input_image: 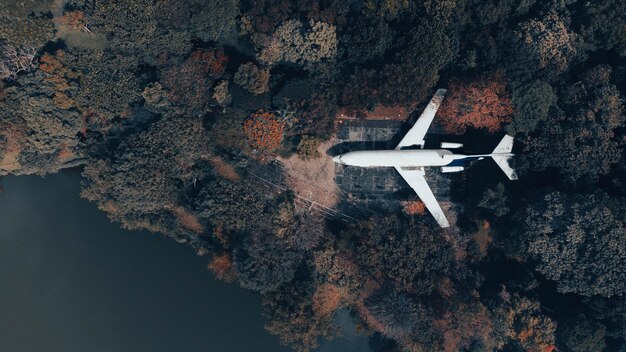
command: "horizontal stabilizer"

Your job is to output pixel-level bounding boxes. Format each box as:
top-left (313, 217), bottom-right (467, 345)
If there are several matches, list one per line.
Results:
top-left (492, 156), bottom-right (518, 180)
top-left (491, 135), bottom-right (517, 180)
top-left (492, 134), bottom-right (514, 154)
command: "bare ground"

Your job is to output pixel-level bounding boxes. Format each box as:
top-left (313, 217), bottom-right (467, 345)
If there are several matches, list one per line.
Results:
top-left (277, 138), bottom-right (340, 209)
top-left (0, 132), bottom-right (22, 173)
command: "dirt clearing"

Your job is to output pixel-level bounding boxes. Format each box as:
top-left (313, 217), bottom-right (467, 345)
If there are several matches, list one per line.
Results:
top-left (277, 138), bottom-right (340, 209)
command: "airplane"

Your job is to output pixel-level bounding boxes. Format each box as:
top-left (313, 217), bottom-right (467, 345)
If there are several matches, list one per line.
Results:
top-left (332, 89), bottom-right (517, 228)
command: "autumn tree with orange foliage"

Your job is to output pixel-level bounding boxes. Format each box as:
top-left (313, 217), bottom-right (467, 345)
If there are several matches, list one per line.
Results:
top-left (311, 283), bottom-right (346, 317)
top-left (57, 11), bottom-right (90, 32)
top-left (491, 287), bottom-right (557, 351)
top-left (39, 50), bottom-right (80, 110)
top-left (189, 48), bottom-right (228, 77)
top-left (208, 254), bottom-right (237, 283)
top-left (439, 73), bottom-right (513, 134)
top-left (403, 200), bottom-right (426, 215)
top-left (243, 111), bottom-right (285, 152)
top-left (161, 47), bottom-right (228, 113)
top-left (435, 299), bottom-right (497, 352)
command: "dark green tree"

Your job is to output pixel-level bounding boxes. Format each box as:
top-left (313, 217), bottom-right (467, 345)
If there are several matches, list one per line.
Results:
top-left (522, 65), bottom-right (625, 181)
top-left (81, 117), bottom-right (219, 241)
top-left (365, 286), bottom-right (435, 341)
top-left (523, 191), bottom-right (626, 297)
top-left (558, 315), bottom-right (607, 352)
top-left (574, 0), bottom-right (626, 53)
top-left (478, 183), bottom-right (510, 217)
top-left (355, 215), bottom-right (455, 295)
top-left (340, 16), bottom-right (394, 64)
top-left (262, 279), bottom-right (336, 352)
top-left (234, 232), bottom-right (304, 293)
top-left (504, 10), bottom-right (583, 83)
top-left (507, 80), bottom-right (554, 135)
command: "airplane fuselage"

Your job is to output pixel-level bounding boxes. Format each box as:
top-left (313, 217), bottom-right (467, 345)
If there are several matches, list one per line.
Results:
top-left (332, 149), bottom-right (507, 168)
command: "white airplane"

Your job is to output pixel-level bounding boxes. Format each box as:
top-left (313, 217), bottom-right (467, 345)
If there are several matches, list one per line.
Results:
top-left (332, 89), bottom-right (517, 228)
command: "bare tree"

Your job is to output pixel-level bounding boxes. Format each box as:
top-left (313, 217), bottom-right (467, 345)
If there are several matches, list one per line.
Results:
top-left (0, 44), bottom-right (39, 80)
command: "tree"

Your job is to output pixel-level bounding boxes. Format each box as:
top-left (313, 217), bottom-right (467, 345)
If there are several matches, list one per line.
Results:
top-left (288, 91), bottom-right (338, 139)
top-left (340, 16), bottom-right (394, 64)
top-left (363, 285), bottom-right (441, 351)
top-left (0, 44), bottom-right (38, 80)
top-left (161, 48), bottom-right (227, 113)
top-left (403, 201), bottom-right (426, 216)
top-left (435, 298), bottom-right (498, 352)
top-left (296, 136), bottom-right (321, 160)
top-left (81, 117), bottom-right (213, 240)
top-left (234, 232), bottom-right (304, 294)
top-left (0, 0), bottom-right (55, 47)
top-left (212, 80), bottom-right (231, 107)
top-left (243, 111), bottom-right (285, 152)
top-left (574, 0), bottom-right (626, 53)
top-left (355, 215), bottom-right (455, 295)
top-left (523, 191), bottom-right (626, 297)
top-left (312, 248), bottom-right (366, 301)
top-left (186, 0), bottom-right (239, 43)
top-left (438, 72), bottom-right (513, 134)
top-left (191, 173), bottom-right (277, 233)
top-left (262, 280), bottom-right (336, 351)
top-left (141, 82), bottom-right (170, 113)
top-left (63, 47), bottom-right (142, 119)
top-left (522, 65), bottom-right (625, 181)
top-left (0, 49), bottom-right (83, 176)
top-left (471, 0), bottom-right (525, 26)
top-left (508, 11), bottom-right (583, 81)
top-left (365, 286), bottom-right (429, 339)
top-left (363, 0), bottom-right (413, 20)
top-left (84, 0), bottom-right (191, 64)
top-left (284, 211), bottom-right (327, 251)
top-left (311, 283), bottom-right (346, 318)
top-left (234, 62), bottom-right (270, 95)
top-left (489, 288), bottom-right (557, 351)
top-left (507, 80), bottom-right (554, 135)
top-left (38, 51), bottom-right (80, 110)
top-left (478, 183), bottom-right (509, 217)
top-left (56, 10), bottom-right (90, 32)
top-left (558, 315), bottom-right (607, 352)
top-left (341, 20), bottom-right (455, 109)
top-left (208, 253), bottom-right (237, 283)
top-left (376, 20), bottom-right (455, 107)
top-left (257, 19), bottom-right (337, 70)
top-left (584, 296), bottom-right (626, 348)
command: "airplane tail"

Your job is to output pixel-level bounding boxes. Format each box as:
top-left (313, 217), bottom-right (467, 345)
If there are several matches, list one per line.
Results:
top-left (490, 135), bottom-right (518, 180)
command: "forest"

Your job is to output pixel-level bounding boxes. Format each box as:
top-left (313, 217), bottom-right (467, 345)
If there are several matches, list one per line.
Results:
top-left (0, 0), bottom-right (625, 351)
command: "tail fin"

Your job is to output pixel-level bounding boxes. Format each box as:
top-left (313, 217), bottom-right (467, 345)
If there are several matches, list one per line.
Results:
top-left (492, 135), bottom-right (514, 154)
top-left (491, 135), bottom-right (518, 180)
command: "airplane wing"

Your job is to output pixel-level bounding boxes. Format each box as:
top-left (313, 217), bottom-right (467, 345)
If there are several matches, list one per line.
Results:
top-left (395, 89), bottom-right (447, 150)
top-left (395, 167), bottom-right (450, 228)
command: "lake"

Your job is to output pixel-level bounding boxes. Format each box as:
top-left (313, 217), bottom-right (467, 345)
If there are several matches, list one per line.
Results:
top-left (0, 169), bottom-right (372, 352)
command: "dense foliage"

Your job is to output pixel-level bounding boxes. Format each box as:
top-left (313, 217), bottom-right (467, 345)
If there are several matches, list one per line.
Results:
top-left (1, 0), bottom-right (625, 351)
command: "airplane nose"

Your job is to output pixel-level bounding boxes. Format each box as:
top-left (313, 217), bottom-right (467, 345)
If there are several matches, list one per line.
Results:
top-left (332, 155), bottom-right (342, 164)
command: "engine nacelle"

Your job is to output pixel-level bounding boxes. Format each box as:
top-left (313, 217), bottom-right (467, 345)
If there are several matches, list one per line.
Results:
top-left (441, 166), bottom-right (464, 173)
top-left (441, 142), bottom-right (463, 149)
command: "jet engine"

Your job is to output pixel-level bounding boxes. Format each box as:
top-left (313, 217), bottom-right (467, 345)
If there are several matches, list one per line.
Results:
top-left (441, 142), bottom-right (463, 149)
top-left (441, 166), bottom-right (464, 173)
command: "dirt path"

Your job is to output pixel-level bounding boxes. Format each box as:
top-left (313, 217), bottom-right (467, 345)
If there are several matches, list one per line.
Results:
top-left (277, 138), bottom-right (340, 209)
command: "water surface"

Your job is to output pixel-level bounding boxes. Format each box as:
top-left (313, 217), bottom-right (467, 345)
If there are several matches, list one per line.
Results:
top-left (0, 170), bottom-right (290, 352)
